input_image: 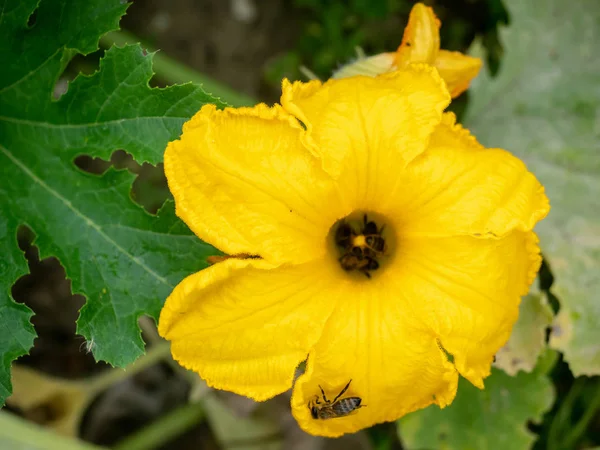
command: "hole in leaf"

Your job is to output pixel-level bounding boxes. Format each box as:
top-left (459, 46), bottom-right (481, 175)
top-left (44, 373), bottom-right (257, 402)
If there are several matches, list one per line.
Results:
top-left (74, 150), bottom-right (170, 214)
top-left (132, 161), bottom-right (170, 215)
top-left (74, 154), bottom-right (113, 175)
top-left (52, 48), bottom-right (105, 100)
top-left (26, 8), bottom-right (38, 28)
top-left (12, 225), bottom-right (110, 379)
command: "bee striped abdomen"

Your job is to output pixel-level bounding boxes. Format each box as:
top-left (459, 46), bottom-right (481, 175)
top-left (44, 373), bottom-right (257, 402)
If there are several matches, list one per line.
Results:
top-left (333, 397), bottom-right (362, 416)
top-left (312, 396), bottom-right (363, 420)
top-left (309, 380), bottom-right (364, 420)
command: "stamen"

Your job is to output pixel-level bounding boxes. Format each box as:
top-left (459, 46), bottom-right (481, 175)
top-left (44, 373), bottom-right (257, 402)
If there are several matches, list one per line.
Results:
top-left (352, 235), bottom-right (367, 247)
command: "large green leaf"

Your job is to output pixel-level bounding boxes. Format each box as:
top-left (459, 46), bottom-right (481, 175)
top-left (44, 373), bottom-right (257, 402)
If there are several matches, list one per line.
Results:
top-left (0, 0), bottom-right (222, 405)
top-left (398, 365), bottom-right (555, 450)
top-left (464, 0), bottom-right (600, 374)
top-left (494, 292), bottom-right (553, 376)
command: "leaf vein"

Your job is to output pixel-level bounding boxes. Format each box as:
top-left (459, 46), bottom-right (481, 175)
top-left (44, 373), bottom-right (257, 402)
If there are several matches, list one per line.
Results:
top-left (0, 144), bottom-right (172, 289)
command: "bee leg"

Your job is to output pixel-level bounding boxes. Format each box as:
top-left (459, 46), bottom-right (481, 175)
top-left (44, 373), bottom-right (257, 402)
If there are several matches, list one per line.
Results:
top-left (332, 379), bottom-right (353, 403)
top-left (363, 270), bottom-right (371, 279)
top-left (319, 385), bottom-right (329, 403)
top-left (366, 258), bottom-right (379, 271)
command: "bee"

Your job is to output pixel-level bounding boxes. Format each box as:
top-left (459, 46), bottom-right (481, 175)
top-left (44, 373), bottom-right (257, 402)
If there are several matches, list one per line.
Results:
top-left (362, 217), bottom-right (386, 254)
top-left (335, 215), bottom-right (386, 278)
top-left (309, 379), bottom-right (363, 420)
top-left (338, 253), bottom-right (379, 273)
top-left (335, 222), bottom-right (354, 250)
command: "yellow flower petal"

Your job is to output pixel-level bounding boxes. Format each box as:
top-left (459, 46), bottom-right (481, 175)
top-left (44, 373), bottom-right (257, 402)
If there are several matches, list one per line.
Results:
top-left (429, 112), bottom-right (484, 151)
top-left (392, 231), bottom-right (542, 388)
top-left (392, 4), bottom-right (481, 99)
top-left (161, 68), bottom-right (550, 437)
top-left (434, 50), bottom-right (483, 98)
top-left (281, 65), bottom-right (450, 209)
top-left (332, 52), bottom-right (396, 79)
top-left (330, 4), bottom-right (481, 99)
top-left (291, 278), bottom-right (458, 437)
top-left (164, 103), bottom-right (344, 265)
top-left (158, 257), bottom-right (340, 401)
top-left (291, 229), bottom-right (539, 437)
top-left (380, 144), bottom-right (550, 238)
top-left (394, 3), bottom-right (440, 67)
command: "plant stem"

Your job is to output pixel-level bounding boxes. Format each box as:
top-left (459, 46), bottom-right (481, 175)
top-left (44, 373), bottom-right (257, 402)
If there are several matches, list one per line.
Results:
top-left (0, 411), bottom-right (106, 450)
top-left (99, 30), bottom-right (256, 107)
top-left (113, 401), bottom-right (205, 450)
top-left (86, 341), bottom-right (172, 394)
top-left (547, 378), bottom-right (585, 450)
top-left (561, 381), bottom-right (600, 450)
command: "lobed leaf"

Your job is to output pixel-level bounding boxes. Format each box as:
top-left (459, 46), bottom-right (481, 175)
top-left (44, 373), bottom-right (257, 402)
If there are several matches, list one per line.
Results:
top-left (494, 292), bottom-right (553, 376)
top-left (464, 0), bottom-right (600, 374)
top-left (397, 366), bottom-right (555, 450)
top-left (0, 0), bottom-right (224, 405)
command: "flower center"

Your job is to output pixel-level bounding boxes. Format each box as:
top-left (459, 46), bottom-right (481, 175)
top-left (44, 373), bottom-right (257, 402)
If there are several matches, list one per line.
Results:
top-left (329, 212), bottom-right (394, 279)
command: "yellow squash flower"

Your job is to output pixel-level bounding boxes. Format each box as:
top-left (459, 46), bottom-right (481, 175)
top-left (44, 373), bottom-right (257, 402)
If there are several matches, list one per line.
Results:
top-left (158, 65), bottom-right (549, 437)
top-left (333, 3), bottom-right (482, 98)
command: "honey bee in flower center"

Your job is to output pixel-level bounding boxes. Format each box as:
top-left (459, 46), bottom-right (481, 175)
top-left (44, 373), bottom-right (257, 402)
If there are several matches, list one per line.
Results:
top-left (335, 214), bottom-right (387, 278)
top-left (309, 380), bottom-right (364, 420)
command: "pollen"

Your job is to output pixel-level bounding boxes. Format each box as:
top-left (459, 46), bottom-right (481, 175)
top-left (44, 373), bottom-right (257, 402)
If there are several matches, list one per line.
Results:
top-left (352, 235), bottom-right (367, 247)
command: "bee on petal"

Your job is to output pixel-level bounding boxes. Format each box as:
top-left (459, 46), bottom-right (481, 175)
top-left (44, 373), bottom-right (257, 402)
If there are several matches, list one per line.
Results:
top-left (309, 380), bottom-right (364, 420)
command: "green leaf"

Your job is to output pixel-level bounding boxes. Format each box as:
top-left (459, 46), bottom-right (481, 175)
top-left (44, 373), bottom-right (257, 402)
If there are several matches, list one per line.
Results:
top-left (0, 0), bottom-right (223, 405)
top-left (494, 292), bottom-right (553, 376)
top-left (397, 368), bottom-right (555, 450)
top-left (464, 0), bottom-right (600, 374)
